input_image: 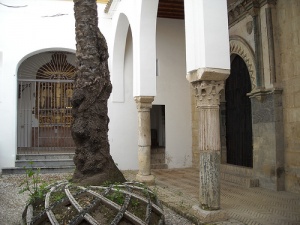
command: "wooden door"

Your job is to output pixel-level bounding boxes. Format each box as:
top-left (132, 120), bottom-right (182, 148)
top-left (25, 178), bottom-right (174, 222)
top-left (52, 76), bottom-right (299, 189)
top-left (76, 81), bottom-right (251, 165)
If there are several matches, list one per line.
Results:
top-left (225, 55), bottom-right (253, 167)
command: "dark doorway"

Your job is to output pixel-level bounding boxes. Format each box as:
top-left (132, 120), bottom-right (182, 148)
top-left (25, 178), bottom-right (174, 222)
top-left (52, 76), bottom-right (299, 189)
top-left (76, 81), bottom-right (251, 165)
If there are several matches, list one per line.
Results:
top-left (150, 105), bottom-right (165, 147)
top-left (225, 55), bottom-right (253, 167)
top-left (150, 105), bottom-right (167, 169)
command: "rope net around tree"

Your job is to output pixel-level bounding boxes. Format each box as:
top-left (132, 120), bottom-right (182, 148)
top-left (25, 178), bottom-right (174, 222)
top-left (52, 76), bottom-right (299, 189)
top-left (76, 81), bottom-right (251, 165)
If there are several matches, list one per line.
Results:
top-left (23, 181), bottom-right (165, 225)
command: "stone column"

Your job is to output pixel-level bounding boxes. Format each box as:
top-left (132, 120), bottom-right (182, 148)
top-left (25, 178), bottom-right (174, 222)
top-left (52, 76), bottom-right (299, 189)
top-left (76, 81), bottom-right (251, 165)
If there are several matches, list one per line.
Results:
top-left (187, 70), bottom-right (229, 222)
top-left (134, 96), bottom-right (155, 185)
top-left (193, 80), bottom-right (224, 210)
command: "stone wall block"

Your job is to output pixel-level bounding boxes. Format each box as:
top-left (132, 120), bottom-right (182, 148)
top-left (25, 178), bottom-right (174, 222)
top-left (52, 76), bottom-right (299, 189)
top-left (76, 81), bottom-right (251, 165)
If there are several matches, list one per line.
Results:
top-left (250, 90), bottom-right (284, 190)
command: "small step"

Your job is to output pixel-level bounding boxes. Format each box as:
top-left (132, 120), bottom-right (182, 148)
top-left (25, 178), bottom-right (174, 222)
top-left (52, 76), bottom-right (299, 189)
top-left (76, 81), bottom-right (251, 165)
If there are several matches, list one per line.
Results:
top-left (151, 147), bottom-right (166, 168)
top-left (220, 164), bottom-right (259, 188)
top-left (1, 153), bottom-right (75, 175)
top-left (220, 172), bottom-right (259, 187)
top-left (17, 153), bottom-right (74, 160)
top-left (1, 166), bottom-right (75, 175)
top-left (16, 159), bottom-right (75, 168)
top-left (2, 152), bottom-right (166, 175)
top-left (151, 164), bottom-right (168, 169)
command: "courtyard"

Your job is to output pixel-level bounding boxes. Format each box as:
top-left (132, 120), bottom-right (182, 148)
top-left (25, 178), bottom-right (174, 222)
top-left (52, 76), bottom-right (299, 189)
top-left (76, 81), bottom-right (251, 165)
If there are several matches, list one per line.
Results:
top-left (149, 168), bottom-right (300, 225)
top-left (1, 168), bottom-right (299, 225)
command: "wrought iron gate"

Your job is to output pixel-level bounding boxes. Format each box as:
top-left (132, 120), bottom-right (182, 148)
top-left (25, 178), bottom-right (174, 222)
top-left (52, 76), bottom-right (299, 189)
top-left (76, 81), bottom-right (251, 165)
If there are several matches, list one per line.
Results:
top-left (17, 52), bottom-right (76, 154)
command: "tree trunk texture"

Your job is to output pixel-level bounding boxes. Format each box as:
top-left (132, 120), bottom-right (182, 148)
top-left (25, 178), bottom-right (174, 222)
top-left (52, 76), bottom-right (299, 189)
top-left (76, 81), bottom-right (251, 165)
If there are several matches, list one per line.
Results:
top-left (71, 0), bottom-right (125, 185)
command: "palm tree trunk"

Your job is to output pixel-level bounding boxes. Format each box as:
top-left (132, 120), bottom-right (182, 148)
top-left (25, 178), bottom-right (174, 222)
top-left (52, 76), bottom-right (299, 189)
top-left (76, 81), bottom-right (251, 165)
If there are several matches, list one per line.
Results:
top-left (71, 0), bottom-right (125, 185)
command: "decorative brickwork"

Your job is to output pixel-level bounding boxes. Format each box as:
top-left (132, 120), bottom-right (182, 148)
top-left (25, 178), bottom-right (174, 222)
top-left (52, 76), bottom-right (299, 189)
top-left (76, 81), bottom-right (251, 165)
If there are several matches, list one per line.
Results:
top-left (230, 37), bottom-right (256, 90)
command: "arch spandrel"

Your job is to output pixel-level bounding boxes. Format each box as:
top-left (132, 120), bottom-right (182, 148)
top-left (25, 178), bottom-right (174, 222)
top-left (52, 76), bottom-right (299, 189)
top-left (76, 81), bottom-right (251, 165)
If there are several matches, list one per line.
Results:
top-left (229, 36), bottom-right (257, 91)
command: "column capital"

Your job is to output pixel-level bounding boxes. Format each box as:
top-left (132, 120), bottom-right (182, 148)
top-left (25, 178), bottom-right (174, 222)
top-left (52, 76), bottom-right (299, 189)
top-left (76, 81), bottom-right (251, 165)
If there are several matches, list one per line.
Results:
top-left (247, 0), bottom-right (261, 17)
top-left (248, 7), bottom-right (260, 17)
top-left (193, 81), bottom-right (224, 107)
top-left (134, 96), bottom-right (154, 111)
top-left (186, 68), bottom-right (230, 83)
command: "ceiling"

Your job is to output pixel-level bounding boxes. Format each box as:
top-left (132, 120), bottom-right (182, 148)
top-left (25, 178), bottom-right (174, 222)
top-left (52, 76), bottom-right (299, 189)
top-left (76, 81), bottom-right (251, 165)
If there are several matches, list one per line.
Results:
top-left (157, 0), bottom-right (184, 20)
top-left (157, 0), bottom-right (234, 20)
top-left (105, 0), bottom-right (232, 20)
top-left (97, 0), bottom-right (109, 3)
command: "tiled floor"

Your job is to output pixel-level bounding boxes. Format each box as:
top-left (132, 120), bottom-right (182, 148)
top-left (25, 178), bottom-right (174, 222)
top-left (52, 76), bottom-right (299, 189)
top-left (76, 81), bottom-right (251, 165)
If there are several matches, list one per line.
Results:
top-left (124, 168), bottom-right (300, 225)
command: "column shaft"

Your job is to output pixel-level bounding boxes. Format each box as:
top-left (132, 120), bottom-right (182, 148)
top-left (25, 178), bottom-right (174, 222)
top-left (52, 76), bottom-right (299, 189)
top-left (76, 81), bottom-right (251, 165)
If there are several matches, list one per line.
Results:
top-left (137, 108), bottom-right (151, 175)
top-left (193, 80), bottom-right (224, 210)
top-left (199, 106), bottom-right (221, 209)
top-left (135, 96), bottom-right (155, 184)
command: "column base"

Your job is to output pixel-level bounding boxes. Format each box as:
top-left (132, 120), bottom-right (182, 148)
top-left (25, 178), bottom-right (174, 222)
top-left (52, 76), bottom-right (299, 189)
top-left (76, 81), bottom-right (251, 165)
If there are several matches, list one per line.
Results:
top-left (192, 205), bottom-right (229, 223)
top-left (136, 174), bottom-right (155, 185)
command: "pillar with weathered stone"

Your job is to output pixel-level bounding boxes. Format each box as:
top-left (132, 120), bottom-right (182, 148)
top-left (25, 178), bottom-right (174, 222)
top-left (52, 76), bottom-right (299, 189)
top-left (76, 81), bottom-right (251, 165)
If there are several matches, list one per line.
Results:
top-left (134, 96), bottom-right (155, 185)
top-left (193, 80), bottom-right (224, 210)
top-left (187, 70), bottom-right (229, 222)
top-left (184, 0), bottom-right (230, 221)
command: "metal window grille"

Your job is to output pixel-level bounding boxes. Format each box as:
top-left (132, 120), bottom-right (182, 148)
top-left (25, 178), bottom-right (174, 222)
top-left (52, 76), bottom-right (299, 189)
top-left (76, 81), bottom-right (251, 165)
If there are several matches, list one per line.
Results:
top-left (17, 52), bottom-right (76, 154)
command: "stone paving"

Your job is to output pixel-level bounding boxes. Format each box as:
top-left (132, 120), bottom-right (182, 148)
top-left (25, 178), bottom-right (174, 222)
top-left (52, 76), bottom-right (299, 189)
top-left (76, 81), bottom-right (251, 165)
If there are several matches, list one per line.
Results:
top-left (155, 168), bottom-right (300, 225)
top-left (124, 168), bottom-right (300, 225)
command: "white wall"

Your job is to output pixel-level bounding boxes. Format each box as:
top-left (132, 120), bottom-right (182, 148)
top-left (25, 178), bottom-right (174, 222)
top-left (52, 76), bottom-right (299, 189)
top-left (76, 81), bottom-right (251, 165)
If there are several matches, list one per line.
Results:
top-left (0, 0), bottom-right (111, 170)
top-left (0, 0), bottom-right (192, 171)
top-left (108, 29), bottom-right (139, 169)
top-left (184, 0), bottom-right (230, 73)
top-left (109, 0), bottom-right (158, 98)
top-left (155, 18), bottom-right (192, 168)
top-left (229, 15), bottom-right (255, 51)
top-left (109, 18), bottom-right (193, 170)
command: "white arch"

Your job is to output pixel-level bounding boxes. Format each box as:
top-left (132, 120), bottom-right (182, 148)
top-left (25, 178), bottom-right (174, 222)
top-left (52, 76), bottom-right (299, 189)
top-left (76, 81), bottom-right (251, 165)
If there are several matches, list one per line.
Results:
top-left (16, 47), bottom-right (76, 70)
top-left (230, 36), bottom-right (257, 90)
top-left (111, 13), bottom-right (130, 102)
top-left (110, 0), bottom-right (159, 101)
top-left (136, 0), bottom-right (158, 97)
top-left (17, 49), bottom-right (76, 82)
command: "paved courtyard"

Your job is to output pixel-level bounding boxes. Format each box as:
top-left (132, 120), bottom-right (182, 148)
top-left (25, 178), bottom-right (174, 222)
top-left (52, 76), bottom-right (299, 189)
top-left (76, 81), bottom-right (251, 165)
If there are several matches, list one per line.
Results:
top-left (1, 168), bottom-right (300, 224)
top-left (125, 168), bottom-right (300, 225)
top-left (155, 168), bottom-right (300, 225)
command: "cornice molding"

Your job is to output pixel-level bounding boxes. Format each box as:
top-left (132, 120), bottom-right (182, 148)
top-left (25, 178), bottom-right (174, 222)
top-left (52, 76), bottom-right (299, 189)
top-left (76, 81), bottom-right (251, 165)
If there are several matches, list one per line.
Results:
top-left (186, 68), bottom-right (230, 83)
top-left (228, 0), bottom-right (277, 27)
top-left (134, 96), bottom-right (154, 112)
top-left (228, 0), bottom-right (255, 26)
top-left (247, 87), bottom-right (282, 102)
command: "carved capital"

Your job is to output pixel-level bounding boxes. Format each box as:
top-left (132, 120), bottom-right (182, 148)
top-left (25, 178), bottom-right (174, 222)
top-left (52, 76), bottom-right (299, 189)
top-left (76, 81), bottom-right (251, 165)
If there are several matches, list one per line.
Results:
top-left (134, 96), bottom-right (154, 112)
top-left (260, 0), bottom-right (277, 6)
top-left (227, 0), bottom-right (262, 26)
top-left (193, 81), bottom-right (224, 107)
top-left (248, 7), bottom-right (260, 17)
